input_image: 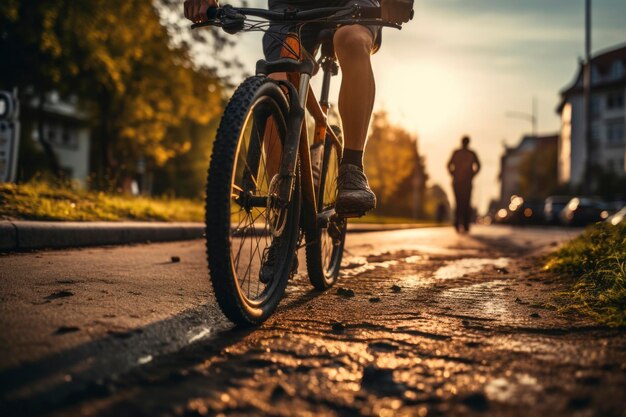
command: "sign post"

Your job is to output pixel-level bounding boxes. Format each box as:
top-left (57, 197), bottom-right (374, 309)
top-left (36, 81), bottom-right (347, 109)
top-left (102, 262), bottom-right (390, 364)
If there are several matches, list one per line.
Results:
top-left (0, 88), bottom-right (20, 183)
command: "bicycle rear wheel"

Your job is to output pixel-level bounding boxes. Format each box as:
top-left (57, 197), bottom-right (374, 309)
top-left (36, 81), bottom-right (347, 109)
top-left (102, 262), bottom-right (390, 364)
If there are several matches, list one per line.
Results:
top-left (306, 129), bottom-right (347, 290)
top-left (205, 76), bottom-right (301, 325)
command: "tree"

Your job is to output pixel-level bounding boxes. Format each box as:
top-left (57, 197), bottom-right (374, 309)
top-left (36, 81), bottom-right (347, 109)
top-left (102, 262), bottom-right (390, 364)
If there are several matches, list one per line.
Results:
top-left (1, 0), bottom-right (226, 190)
top-left (518, 139), bottom-right (558, 200)
top-left (364, 110), bottom-right (428, 218)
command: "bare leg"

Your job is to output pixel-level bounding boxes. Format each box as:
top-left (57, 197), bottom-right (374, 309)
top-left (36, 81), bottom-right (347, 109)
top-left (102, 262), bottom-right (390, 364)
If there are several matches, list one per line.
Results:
top-left (333, 25), bottom-right (378, 216)
top-left (334, 25), bottom-right (375, 152)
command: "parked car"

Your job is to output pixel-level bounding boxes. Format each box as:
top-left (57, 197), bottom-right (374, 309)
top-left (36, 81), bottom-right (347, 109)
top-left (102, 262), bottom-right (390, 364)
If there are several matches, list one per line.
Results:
top-left (543, 195), bottom-right (571, 225)
top-left (509, 199), bottom-right (545, 225)
top-left (493, 207), bottom-right (510, 224)
top-left (559, 197), bottom-right (608, 226)
top-left (607, 206), bottom-right (626, 225)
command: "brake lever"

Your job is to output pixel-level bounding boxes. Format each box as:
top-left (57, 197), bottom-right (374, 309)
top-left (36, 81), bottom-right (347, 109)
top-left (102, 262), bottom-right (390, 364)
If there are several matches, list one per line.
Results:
top-left (191, 20), bottom-right (220, 30)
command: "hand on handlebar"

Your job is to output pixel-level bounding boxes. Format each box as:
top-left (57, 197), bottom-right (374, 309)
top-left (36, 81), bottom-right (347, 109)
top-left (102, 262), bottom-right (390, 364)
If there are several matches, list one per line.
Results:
top-left (184, 0), bottom-right (218, 23)
top-left (381, 0), bottom-right (414, 24)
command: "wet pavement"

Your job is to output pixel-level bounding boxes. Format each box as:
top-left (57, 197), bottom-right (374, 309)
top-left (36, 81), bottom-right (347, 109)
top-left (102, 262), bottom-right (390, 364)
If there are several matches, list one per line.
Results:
top-left (1, 226), bottom-right (625, 416)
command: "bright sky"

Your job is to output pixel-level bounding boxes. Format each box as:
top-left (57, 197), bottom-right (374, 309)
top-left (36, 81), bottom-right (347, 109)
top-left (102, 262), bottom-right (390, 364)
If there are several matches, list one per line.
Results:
top-left (215, 0), bottom-right (626, 212)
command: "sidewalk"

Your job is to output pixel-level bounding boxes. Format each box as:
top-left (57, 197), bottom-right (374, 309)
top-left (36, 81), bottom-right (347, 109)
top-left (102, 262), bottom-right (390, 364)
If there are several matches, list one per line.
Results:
top-left (0, 220), bottom-right (436, 251)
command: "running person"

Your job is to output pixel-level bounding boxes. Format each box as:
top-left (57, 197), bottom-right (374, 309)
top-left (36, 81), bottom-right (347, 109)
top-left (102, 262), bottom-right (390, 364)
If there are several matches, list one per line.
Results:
top-left (184, 0), bottom-right (412, 216)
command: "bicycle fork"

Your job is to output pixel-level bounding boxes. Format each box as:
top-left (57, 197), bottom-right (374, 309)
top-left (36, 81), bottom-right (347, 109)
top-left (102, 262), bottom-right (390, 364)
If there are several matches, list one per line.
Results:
top-left (276, 62), bottom-right (341, 234)
top-left (276, 74), bottom-right (311, 208)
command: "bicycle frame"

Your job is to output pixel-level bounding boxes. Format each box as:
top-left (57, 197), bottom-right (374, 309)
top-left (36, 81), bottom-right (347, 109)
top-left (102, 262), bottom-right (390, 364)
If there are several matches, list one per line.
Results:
top-left (262, 34), bottom-right (344, 234)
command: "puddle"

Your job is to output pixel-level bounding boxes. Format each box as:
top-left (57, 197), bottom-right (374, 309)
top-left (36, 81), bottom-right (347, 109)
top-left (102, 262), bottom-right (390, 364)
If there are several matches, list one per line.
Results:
top-left (489, 335), bottom-right (567, 361)
top-left (401, 274), bottom-right (435, 289)
top-left (440, 280), bottom-right (510, 316)
top-left (402, 255), bottom-right (426, 263)
top-left (137, 355), bottom-right (153, 365)
top-left (340, 256), bottom-right (399, 278)
top-left (485, 373), bottom-right (542, 404)
top-left (434, 258), bottom-right (510, 280)
top-left (188, 327), bottom-right (213, 344)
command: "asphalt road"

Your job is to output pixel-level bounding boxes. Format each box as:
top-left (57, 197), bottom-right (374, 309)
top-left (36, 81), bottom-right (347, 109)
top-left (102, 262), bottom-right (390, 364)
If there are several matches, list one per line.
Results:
top-left (1, 225), bottom-right (625, 416)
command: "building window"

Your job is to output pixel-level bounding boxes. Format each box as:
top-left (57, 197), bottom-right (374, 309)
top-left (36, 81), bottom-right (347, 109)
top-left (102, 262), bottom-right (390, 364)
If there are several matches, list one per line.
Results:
top-left (607, 91), bottom-right (625, 110)
top-left (606, 120), bottom-right (625, 146)
top-left (591, 66), bottom-right (601, 84)
top-left (47, 128), bottom-right (57, 142)
top-left (45, 124), bottom-right (79, 149)
top-left (591, 124), bottom-right (602, 142)
top-left (610, 61), bottom-right (625, 80)
top-left (591, 95), bottom-right (602, 116)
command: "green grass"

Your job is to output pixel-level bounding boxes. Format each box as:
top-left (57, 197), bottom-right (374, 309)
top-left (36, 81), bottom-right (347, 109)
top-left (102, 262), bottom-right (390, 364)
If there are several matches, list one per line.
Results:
top-left (0, 181), bottom-right (443, 226)
top-left (0, 182), bottom-right (204, 222)
top-left (545, 222), bottom-right (626, 327)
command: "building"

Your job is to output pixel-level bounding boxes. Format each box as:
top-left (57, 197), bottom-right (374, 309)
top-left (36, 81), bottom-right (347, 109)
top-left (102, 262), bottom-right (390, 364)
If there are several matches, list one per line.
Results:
top-left (557, 43), bottom-right (626, 187)
top-left (21, 91), bottom-right (91, 187)
top-left (499, 134), bottom-right (558, 205)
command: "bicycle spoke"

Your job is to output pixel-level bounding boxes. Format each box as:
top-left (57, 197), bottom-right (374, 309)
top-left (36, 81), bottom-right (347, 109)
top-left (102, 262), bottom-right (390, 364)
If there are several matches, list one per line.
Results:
top-left (233, 213), bottom-right (252, 271)
top-left (244, 217), bottom-right (267, 298)
top-left (233, 206), bottom-right (271, 279)
top-left (246, 227), bottom-right (253, 296)
top-left (247, 220), bottom-right (267, 298)
top-left (237, 131), bottom-right (260, 190)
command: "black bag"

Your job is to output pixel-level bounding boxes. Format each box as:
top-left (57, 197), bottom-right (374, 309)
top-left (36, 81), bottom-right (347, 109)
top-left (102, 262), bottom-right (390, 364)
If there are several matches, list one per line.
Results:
top-left (381, 0), bottom-right (414, 24)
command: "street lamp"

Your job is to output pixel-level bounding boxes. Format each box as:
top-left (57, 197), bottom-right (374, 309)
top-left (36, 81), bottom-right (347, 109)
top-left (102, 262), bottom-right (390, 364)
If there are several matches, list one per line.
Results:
top-left (505, 97), bottom-right (538, 138)
top-left (583, 0), bottom-right (593, 195)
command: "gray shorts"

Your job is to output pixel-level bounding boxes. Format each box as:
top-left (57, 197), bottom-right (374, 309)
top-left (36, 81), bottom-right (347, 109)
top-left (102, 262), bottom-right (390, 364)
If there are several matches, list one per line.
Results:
top-left (262, 0), bottom-right (381, 60)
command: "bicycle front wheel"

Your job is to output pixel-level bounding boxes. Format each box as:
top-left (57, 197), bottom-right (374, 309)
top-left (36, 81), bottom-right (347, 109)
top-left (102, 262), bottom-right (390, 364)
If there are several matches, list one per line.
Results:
top-left (205, 76), bottom-right (301, 325)
top-left (306, 130), bottom-right (347, 290)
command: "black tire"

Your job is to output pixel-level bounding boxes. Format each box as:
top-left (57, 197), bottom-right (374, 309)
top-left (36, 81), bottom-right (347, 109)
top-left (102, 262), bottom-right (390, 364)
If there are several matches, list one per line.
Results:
top-left (305, 130), bottom-right (347, 290)
top-left (205, 76), bottom-right (301, 326)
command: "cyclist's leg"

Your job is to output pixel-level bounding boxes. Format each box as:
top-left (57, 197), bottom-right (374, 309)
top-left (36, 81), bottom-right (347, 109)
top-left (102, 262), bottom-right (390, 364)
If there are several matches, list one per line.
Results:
top-left (333, 20), bottom-right (379, 216)
top-left (334, 24), bottom-right (376, 162)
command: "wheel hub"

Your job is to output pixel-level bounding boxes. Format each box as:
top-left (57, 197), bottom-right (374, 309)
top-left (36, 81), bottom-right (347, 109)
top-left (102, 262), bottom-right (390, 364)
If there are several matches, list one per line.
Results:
top-left (267, 175), bottom-right (289, 237)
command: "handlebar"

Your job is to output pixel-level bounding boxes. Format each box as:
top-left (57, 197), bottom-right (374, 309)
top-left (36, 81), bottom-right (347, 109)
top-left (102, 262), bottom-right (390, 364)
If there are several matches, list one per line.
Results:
top-left (191, 4), bottom-right (407, 32)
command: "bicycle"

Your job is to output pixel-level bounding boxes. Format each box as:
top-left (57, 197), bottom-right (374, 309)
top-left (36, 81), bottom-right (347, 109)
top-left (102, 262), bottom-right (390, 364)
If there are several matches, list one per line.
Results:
top-left (193, 3), bottom-right (412, 325)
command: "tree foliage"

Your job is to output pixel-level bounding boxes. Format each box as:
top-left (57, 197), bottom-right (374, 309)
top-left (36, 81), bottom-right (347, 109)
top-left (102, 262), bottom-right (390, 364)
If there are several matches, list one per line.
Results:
top-left (0, 0), bottom-right (226, 190)
top-left (518, 141), bottom-right (558, 200)
top-left (364, 110), bottom-right (428, 218)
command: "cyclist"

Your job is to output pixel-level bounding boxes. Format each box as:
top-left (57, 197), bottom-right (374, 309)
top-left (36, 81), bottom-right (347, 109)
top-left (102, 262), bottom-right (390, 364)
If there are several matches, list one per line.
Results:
top-left (184, 0), bottom-right (412, 217)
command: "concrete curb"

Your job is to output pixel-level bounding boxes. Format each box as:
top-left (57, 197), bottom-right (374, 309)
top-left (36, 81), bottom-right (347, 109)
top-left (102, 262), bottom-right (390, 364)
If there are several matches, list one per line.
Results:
top-left (347, 223), bottom-right (437, 233)
top-left (0, 221), bottom-right (205, 251)
top-left (0, 220), bottom-right (434, 252)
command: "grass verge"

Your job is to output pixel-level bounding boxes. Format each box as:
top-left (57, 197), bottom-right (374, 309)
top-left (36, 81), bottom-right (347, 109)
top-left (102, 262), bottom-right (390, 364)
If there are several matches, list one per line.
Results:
top-left (545, 222), bottom-right (626, 327)
top-left (1, 181), bottom-right (444, 226)
top-left (0, 182), bottom-right (204, 222)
